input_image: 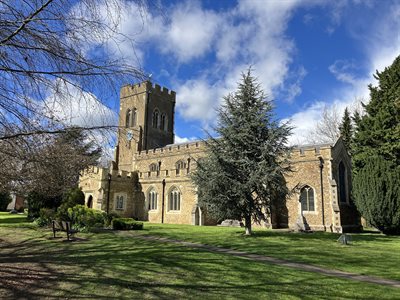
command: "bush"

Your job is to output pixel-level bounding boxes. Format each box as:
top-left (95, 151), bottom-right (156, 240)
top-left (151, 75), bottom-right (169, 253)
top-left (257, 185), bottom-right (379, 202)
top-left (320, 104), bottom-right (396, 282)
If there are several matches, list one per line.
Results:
top-left (104, 212), bottom-right (120, 227)
top-left (57, 188), bottom-right (85, 221)
top-left (68, 205), bottom-right (106, 231)
top-left (35, 208), bottom-right (56, 227)
top-left (112, 218), bottom-right (143, 230)
top-left (0, 191), bottom-right (12, 211)
top-left (353, 156), bottom-right (400, 235)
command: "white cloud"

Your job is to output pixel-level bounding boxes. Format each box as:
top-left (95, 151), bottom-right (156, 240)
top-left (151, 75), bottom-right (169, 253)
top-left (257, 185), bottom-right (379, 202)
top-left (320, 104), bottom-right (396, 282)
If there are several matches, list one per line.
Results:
top-left (43, 80), bottom-right (117, 128)
top-left (329, 60), bottom-right (358, 85)
top-left (284, 1), bottom-right (400, 145)
top-left (161, 1), bottom-right (220, 62)
top-left (174, 135), bottom-right (197, 144)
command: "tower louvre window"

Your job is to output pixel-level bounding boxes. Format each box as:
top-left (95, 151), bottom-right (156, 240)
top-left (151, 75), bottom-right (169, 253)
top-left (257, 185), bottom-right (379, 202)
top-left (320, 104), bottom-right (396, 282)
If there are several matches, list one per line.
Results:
top-left (152, 109), bottom-right (159, 128)
top-left (132, 108), bottom-right (137, 126)
top-left (126, 109), bottom-right (131, 128)
top-left (160, 113), bottom-right (167, 131)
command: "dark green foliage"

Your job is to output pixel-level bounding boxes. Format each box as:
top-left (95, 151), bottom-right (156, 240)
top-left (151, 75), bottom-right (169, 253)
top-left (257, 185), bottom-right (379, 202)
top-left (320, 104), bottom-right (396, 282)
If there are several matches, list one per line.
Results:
top-left (27, 191), bottom-right (62, 219)
top-left (0, 191), bottom-right (12, 211)
top-left (57, 188), bottom-right (85, 221)
top-left (353, 156), bottom-right (400, 235)
top-left (352, 56), bottom-right (400, 171)
top-left (67, 205), bottom-right (106, 231)
top-left (35, 208), bottom-right (56, 227)
top-left (339, 107), bottom-right (352, 152)
top-left (352, 55), bottom-right (400, 234)
top-left (104, 212), bottom-right (121, 227)
top-left (192, 70), bottom-right (292, 235)
top-left (112, 218), bottom-right (143, 230)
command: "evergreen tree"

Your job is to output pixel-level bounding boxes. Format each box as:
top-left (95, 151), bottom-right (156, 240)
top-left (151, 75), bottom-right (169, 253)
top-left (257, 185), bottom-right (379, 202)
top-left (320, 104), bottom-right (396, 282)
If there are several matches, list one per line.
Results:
top-left (353, 156), bottom-right (400, 234)
top-left (339, 107), bottom-right (352, 152)
top-left (352, 55), bottom-right (400, 234)
top-left (191, 70), bottom-right (292, 235)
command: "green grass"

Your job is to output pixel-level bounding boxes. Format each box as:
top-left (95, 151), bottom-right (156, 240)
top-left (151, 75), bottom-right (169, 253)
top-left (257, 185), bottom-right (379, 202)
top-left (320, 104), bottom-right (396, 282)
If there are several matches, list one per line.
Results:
top-left (0, 213), bottom-right (399, 299)
top-left (133, 223), bottom-right (400, 282)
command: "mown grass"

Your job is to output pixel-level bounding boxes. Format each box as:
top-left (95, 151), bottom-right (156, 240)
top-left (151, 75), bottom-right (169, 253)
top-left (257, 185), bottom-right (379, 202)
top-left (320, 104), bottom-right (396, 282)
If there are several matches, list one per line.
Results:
top-left (0, 213), bottom-right (399, 299)
top-left (134, 223), bottom-right (400, 282)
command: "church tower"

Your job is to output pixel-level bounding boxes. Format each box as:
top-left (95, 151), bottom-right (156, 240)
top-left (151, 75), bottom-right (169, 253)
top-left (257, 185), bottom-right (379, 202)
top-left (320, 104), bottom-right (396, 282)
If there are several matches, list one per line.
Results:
top-left (116, 81), bottom-right (176, 171)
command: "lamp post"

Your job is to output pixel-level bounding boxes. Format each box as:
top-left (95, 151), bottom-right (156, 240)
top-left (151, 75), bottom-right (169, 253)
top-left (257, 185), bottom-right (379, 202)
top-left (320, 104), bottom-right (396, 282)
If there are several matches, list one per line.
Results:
top-left (106, 173), bottom-right (111, 215)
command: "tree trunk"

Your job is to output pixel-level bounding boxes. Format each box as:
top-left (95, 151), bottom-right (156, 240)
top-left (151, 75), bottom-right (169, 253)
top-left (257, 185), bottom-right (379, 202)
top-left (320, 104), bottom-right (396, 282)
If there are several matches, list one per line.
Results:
top-left (244, 215), bottom-right (252, 235)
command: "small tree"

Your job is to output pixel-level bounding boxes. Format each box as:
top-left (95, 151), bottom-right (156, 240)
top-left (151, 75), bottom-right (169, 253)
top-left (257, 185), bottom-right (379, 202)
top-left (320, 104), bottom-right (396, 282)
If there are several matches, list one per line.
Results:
top-left (339, 107), bottom-right (352, 152)
top-left (192, 70), bottom-right (292, 235)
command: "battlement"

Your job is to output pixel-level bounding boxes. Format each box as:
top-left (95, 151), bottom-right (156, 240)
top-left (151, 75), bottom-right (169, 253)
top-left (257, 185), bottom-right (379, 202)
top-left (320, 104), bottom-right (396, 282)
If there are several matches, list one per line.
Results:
top-left (121, 81), bottom-right (176, 99)
top-left (137, 140), bottom-right (205, 158)
top-left (290, 143), bottom-right (333, 159)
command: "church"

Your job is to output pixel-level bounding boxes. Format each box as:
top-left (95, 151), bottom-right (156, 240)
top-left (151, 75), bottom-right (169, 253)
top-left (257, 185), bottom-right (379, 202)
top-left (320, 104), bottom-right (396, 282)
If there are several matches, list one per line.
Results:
top-left (79, 81), bottom-right (361, 232)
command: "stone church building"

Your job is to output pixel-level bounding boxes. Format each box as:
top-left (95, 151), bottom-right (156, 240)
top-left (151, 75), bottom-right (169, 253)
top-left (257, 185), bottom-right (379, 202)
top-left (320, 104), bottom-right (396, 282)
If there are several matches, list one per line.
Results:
top-left (79, 81), bottom-right (361, 232)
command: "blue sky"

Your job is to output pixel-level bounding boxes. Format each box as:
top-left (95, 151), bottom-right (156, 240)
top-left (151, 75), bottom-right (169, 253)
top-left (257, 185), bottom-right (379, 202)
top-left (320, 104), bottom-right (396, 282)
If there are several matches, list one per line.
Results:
top-left (70, 0), bottom-right (400, 145)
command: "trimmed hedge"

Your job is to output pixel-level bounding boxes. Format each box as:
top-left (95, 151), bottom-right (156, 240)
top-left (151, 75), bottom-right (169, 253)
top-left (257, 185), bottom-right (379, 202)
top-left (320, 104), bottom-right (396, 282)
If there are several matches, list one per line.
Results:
top-left (112, 218), bottom-right (143, 230)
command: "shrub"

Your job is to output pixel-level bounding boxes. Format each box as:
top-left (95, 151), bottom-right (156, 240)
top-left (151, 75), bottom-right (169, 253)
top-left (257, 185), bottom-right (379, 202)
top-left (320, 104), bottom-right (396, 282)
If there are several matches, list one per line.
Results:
top-left (57, 188), bottom-right (85, 221)
top-left (0, 191), bottom-right (12, 211)
top-left (68, 205), bottom-right (106, 231)
top-left (35, 208), bottom-right (56, 227)
top-left (112, 218), bottom-right (143, 230)
top-left (104, 212), bottom-right (120, 227)
top-left (353, 156), bottom-right (400, 235)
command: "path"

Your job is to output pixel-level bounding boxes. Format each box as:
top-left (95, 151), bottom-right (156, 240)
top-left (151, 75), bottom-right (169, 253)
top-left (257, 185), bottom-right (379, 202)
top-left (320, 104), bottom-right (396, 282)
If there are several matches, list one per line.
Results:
top-left (128, 233), bottom-right (400, 289)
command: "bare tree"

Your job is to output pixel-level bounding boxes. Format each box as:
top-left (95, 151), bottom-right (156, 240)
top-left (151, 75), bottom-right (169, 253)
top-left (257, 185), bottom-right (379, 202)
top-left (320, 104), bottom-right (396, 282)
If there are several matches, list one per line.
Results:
top-left (0, 0), bottom-right (147, 139)
top-left (306, 98), bottom-right (366, 144)
top-left (307, 104), bottom-right (341, 144)
top-left (0, 0), bottom-right (148, 193)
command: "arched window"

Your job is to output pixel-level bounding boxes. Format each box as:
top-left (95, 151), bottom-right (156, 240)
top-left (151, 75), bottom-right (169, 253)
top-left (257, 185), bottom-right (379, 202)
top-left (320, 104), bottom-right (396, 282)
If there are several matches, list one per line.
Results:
top-left (148, 189), bottom-right (158, 210)
top-left (116, 195), bottom-right (124, 210)
top-left (176, 160), bottom-right (187, 175)
top-left (160, 113), bottom-right (167, 131)
top-left (169, 187), bottom-right (181, 211)
top-left (300, 185), bottom-right (315, 212)
top-left (152, 109), bottom-right (159, 128)
top-left (132, 108), bottom-right (137, 126)
top-left (125, 109), bottom-right (131, 128)
top-left (339, 162), bottom-right (347, 203)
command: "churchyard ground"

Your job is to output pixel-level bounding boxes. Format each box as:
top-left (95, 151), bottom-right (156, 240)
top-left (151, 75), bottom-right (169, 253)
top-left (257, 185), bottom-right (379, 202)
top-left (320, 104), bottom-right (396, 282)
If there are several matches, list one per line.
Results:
top-left (1, 212), bottom-right (399, 299)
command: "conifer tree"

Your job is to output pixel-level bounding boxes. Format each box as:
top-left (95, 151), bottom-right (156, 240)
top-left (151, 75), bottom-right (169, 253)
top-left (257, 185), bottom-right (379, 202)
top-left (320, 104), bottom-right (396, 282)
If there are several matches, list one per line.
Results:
top-left (192, 70), bottom-right (292, 235)
top-left (339, 107), bottom-right (352, 152)
top-left (352, 55), bottom-right (400, 234)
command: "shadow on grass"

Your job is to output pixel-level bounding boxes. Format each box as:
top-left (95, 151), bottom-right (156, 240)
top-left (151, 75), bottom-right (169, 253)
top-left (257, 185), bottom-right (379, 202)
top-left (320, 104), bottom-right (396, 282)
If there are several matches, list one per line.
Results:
top-left (0, 227), bottom-right (399, 299)
top-left (0, 216), bottom-right (29, 224)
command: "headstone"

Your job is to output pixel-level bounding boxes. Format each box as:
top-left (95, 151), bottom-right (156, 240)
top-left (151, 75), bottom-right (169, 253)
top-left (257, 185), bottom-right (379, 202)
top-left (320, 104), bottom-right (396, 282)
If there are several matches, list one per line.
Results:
top-left (337, 233), bottom-right (352, 245)
top-left (219, 219), bottom-right (242, 227)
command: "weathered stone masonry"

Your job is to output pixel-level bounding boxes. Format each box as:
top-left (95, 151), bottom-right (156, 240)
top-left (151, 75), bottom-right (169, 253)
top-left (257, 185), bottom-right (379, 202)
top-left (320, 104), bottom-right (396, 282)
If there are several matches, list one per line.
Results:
top-left (79, 81), bottom-right (361, 232)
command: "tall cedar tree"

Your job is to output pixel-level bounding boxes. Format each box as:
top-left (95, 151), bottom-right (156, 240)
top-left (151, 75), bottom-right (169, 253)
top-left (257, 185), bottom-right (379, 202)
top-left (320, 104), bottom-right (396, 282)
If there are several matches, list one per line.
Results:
top-left (192, 70), bottom-right (292, 235)
top-left (339, 107), bottom-right (352, 152)
top-left (352, 55), bottom-right (400, 234)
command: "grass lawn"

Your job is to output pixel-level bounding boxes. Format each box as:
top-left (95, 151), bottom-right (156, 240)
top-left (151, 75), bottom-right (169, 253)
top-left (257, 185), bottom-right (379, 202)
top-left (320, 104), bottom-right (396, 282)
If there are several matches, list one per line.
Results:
top-left (134, 223), bottom-right (400, 282)
top-left (0, 213), bottom-right (399, 299)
